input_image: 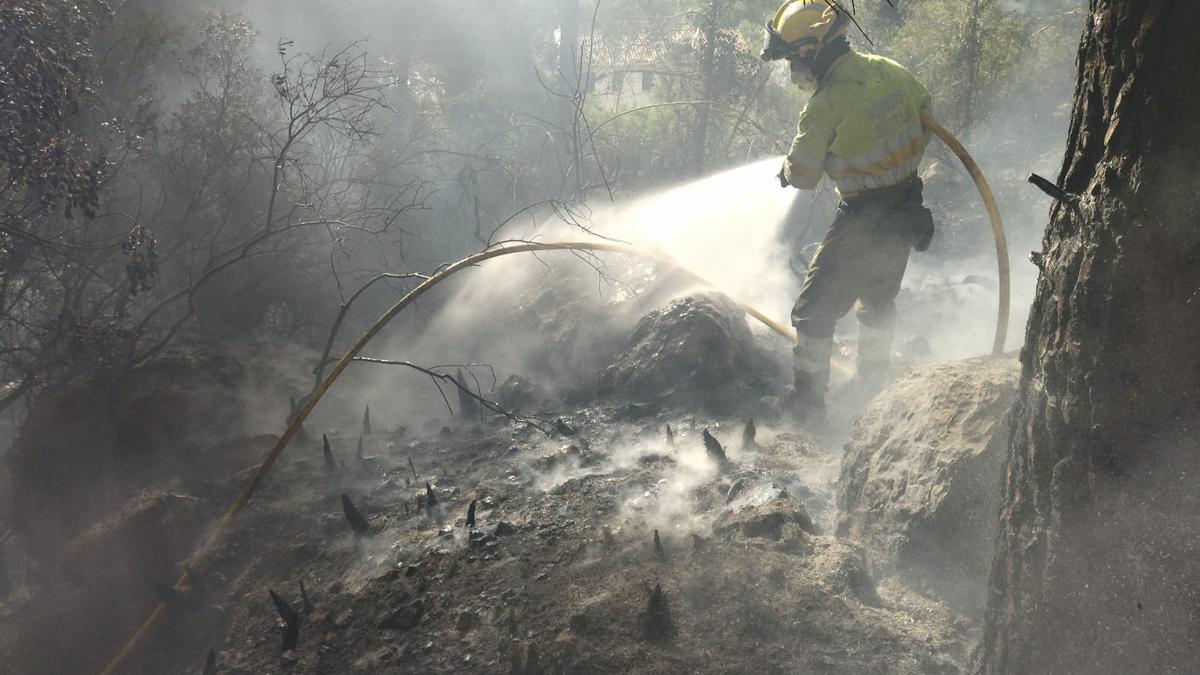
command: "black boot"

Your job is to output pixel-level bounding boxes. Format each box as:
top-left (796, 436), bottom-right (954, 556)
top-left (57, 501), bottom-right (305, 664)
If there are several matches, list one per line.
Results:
top-left (790, 370), bottom-right (827, 422)
top-left (791, 331), bottom-right (832, 423)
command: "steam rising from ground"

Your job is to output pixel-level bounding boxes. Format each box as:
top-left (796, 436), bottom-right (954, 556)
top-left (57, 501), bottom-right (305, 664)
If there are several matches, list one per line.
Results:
top-left (334, 154), bottom-right (1039, 430)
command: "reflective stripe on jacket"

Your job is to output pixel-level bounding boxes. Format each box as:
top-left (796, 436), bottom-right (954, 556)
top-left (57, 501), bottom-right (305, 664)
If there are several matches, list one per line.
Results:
top-left (783, 51), bottom-right (933, 196)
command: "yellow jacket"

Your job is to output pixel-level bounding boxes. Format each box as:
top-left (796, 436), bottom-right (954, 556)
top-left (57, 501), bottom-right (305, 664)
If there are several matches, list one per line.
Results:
top-left (784, 51), bottom-right (933, 196)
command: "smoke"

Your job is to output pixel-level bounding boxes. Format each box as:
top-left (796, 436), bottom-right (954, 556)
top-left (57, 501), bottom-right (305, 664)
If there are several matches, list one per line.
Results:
top-left (325, 159), bottom-right (800, 428)
top-left (326, 143), bottom-right (1054, 432)
top-left (108, 0), bottom-right (1076, 433)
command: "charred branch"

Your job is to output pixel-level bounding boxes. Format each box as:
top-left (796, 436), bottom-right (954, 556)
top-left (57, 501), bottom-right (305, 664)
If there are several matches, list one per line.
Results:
top-left (641, 583), bottom-right (675, 643)
top-left (268, 589), bottom-right (301, 651)
top-left (742, 418), bottom-right (757, 450)
top-left (340, 493), bottom-right (372, 535)
top-left (322, 434), bottom-right (336, 471)
top-left (703, 428), bottom-right (728, 467)
top-left (351, 357), bottom-right (554, 434)
top-left (299, 580), bottom-right (314, 614)
top-left (1028, 172), bottom-right (1080, 205)
top-left (456, 368), bottom-right (481, 420)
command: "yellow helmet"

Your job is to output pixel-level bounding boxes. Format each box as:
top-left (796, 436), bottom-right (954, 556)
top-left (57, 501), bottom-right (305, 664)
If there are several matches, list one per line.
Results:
top-left (760, 1), bottom-right (850, 61)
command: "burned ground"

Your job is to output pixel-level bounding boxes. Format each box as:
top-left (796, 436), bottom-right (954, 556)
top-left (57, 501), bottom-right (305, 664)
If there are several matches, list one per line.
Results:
top-left (0, 288), bottom-right (1020, 674)
top-left (0, 344), bottom-right (1007, 673)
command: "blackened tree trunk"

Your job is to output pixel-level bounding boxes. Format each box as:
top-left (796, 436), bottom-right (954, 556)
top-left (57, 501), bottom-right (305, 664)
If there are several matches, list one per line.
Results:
top-left (978, 2), bottom-right (1200, 674)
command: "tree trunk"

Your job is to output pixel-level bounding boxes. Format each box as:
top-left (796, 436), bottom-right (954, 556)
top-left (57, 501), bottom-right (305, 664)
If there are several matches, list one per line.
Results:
top-left (956, 0), bottom-right (984, 135)
top-left (978, 2), bottom-right (1200, 673)
top-left (558, 0), bottom-right (582, 197)
top-left (691, 0), bottom-right (720, 175)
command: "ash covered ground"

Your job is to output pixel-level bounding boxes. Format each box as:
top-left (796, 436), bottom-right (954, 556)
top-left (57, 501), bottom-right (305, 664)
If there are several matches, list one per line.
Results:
top-left (0, 161), bottom-right (1032, 673)
top-left (0, 283), bottom-right (1014, 674)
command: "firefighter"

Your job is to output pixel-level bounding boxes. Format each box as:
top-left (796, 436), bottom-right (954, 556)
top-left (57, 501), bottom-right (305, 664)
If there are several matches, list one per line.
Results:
top-left (762, 0), bottom-right (936, 418)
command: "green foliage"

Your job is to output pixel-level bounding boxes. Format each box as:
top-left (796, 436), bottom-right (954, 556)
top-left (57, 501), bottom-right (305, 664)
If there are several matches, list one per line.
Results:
top-left (863, 0), bottom-right (1083, 133)
top-left (0, 0), bottom-right (112, 218)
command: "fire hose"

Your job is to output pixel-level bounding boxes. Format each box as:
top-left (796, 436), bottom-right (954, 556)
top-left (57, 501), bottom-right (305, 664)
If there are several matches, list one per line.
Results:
top-left (101, 124), bottom-right (1007, 673)
top-left (924, 115), bottom-right (1011, 355)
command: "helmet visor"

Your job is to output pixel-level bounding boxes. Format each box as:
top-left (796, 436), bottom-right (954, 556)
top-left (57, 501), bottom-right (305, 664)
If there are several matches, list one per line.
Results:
top-left (760, 21), bottom-right (819, 61)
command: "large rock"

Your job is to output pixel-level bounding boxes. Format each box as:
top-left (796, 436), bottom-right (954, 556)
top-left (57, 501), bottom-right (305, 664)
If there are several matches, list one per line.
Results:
top-left (836, 354), bottom-right (1018, 612)
top-left (596, 293), bottom-right (767, 410)
top-left (714, 482), bottom-right (816, 542)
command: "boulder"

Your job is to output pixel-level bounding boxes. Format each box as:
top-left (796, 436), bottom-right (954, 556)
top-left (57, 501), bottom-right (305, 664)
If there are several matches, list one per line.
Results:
top-left (714, 483), bottom-right (816, 542)
top-left (836, 354), bottom-right (1018, 612)
top-left (496, 375), bottom-right (549, 412)
top-left (596, 293), bottom-right (767, 410)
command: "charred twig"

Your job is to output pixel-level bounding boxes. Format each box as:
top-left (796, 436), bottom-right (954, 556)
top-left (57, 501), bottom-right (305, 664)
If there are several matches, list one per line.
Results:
top-left (202, 649), bottom-right (217, 675)
top-left (821, 0), bottom-right (874, 46)
top-left (282, 614), bottom-right (300, 652)
top-left (641, 583), bottom-right (675, 642)
top-left (665, 424), bottom-right (675, 447)
top-left (299, 580), bottom-right (314, 614)
top-left (703, 428), bottom-right (728, 466)
top-left (466, 499), bottom-right (477, 528)
top-left (653, 529), bottom-right (667, 561)
top-left (553, 418), bottom-right (577, 437)
top-left (1028, 173), bottom-right (1080, 205)
top-left (351, 357), bottom-right (554, 434)
top-left (270, 590), bottom-right (297, 624)
top-left (322, 434), bottom-right (336, 471)
top-left (742, 418), bottom-right (757, 450)
top-left (311, 272), bottom-right (430, 389)
top-left (408, 456), bottom-right (418, 481)
top-left (362, 405), bottom-right (372, 435)
top-left (456, 367), bottom-right (481, 421)
top-left (356, 435), bottom-right (364, 461)
top-left (268, 589), bottom-right (301, 651)
top-left (424, 483), bottom-right (439, 510)
top-left (340, 493), bottom-right (372, 535)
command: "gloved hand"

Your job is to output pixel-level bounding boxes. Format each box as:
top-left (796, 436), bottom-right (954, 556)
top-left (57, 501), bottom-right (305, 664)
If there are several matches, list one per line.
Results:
top-left (777, 164), bottom-right (789, 188)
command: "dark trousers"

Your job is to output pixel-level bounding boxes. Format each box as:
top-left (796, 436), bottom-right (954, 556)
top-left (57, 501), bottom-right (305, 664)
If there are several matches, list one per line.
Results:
top-left (791, 178), bottom-right (928, 339)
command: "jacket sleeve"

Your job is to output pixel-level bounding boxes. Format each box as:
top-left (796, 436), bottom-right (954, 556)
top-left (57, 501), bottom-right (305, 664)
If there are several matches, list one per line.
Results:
top-left (784, 95), bottom-right (838, 190)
